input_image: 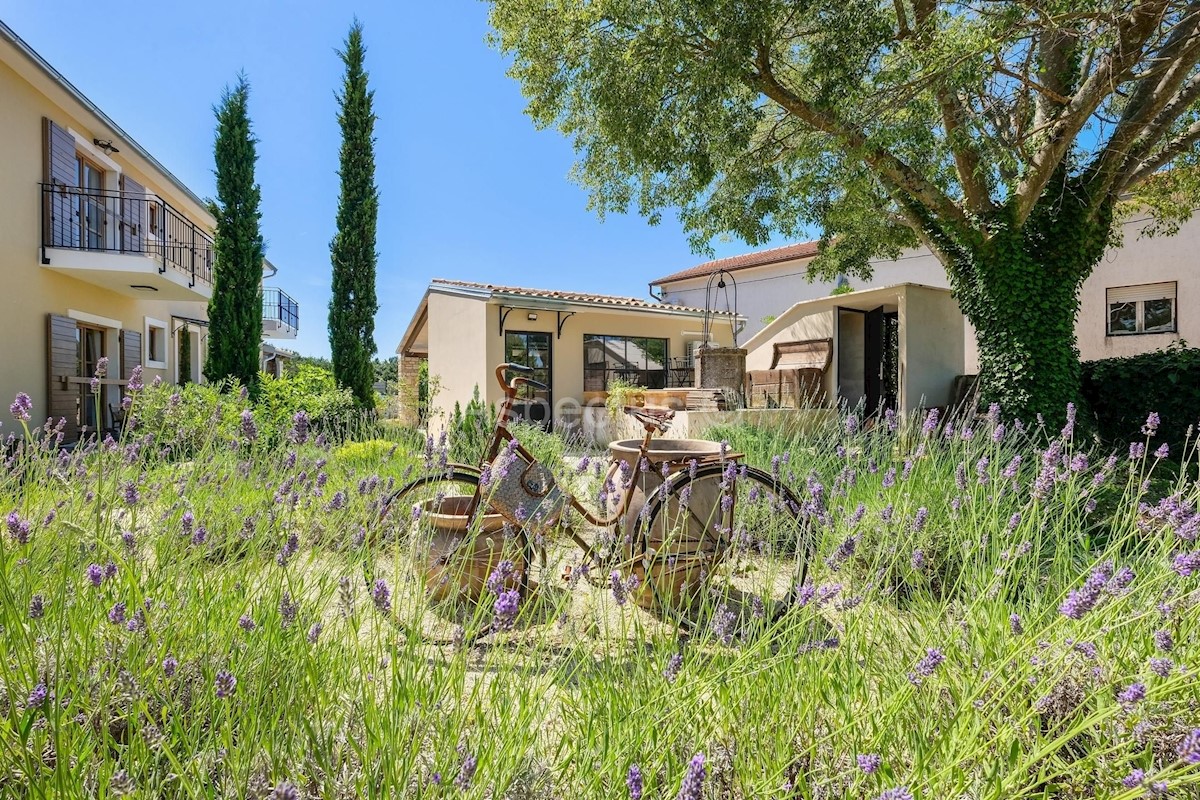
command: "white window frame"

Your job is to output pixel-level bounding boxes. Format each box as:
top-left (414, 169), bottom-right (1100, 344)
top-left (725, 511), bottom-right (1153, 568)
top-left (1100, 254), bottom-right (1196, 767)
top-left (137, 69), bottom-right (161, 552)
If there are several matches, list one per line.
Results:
top-left (1106, 282), bottom-right (1177, 336)
top-left (144, 316), bottom-right (168, 369)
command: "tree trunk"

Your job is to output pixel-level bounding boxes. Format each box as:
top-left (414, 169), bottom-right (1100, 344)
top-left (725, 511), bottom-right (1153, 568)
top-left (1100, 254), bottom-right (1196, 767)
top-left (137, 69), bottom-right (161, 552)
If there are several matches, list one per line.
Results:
top-left (943, 192), bottom-right (1112, 424)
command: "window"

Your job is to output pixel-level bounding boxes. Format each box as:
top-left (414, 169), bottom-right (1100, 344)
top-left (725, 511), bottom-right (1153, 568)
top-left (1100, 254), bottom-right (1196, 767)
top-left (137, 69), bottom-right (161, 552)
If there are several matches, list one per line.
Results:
top-left (1106, 283), bottom-right (1177, 335)
top-left (147, 203), bottom-right (160, 237)
top-left (584, 334), bottom-right (669, 391)
top-left (145, 317), bottom-right (168, 369)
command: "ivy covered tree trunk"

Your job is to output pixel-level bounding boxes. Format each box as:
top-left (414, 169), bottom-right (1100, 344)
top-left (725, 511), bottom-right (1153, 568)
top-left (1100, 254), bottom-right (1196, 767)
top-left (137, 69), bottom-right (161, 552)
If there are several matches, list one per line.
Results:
top-left (329, 21), bottom-right (379, 409)
top-left (205, 75), bottom-right (265, 395)
top-left (944, 188), bottom-right (1113, 423)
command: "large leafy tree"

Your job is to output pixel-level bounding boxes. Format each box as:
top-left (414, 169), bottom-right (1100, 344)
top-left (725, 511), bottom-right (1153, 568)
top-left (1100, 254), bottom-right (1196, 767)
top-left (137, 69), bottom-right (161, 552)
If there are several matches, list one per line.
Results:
top-left (329, 20), bottom-right (380, 408)
top-left (488, 0), bottom-right (1200, 421)
top-left (205, 75), bottom-right (265, 393)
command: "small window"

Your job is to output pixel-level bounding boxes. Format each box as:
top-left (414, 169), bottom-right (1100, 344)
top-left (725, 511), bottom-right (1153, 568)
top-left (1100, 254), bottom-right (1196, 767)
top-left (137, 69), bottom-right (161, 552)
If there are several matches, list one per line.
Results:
top-left (1106, 283), bottom-right (1177, 335)
top-left (148, 204), bottom-right (160, 237)
top-left (144, 317), bottom-right (168, 369)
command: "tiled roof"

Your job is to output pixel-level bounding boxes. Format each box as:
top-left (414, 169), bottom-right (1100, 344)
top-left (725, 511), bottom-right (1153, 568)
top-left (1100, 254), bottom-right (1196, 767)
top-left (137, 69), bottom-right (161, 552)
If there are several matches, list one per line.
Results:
top-left (650, 240), bottom-right (822, 286)
top-left (431, 279), bottom-right (733, 316)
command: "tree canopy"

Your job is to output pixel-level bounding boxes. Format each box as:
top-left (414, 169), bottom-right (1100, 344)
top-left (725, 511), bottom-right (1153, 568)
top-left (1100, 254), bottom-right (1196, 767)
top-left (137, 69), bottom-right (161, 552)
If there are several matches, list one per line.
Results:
top-left (489, 2), bottom-right (1200, 419)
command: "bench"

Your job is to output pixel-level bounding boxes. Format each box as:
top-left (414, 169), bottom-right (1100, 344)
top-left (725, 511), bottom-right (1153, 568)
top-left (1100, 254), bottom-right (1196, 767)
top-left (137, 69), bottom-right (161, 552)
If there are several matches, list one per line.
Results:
top-left (744, 338), bottom-right (833, 408)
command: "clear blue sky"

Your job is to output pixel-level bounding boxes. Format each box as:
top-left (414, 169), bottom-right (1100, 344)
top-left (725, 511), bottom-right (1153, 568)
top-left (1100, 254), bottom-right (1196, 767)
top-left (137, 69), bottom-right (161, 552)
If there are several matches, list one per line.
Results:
top-left (2, 1), bottom-right (788, 358)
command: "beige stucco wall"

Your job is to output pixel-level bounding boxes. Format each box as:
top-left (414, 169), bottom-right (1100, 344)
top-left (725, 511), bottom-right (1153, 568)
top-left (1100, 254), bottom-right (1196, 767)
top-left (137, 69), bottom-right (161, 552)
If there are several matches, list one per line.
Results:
top-left (0, 55), bottom-right (215, 426)
top-left (423, 291), bottom-right (734, 430)
top-left (900, 286), bottom-right (966, 413)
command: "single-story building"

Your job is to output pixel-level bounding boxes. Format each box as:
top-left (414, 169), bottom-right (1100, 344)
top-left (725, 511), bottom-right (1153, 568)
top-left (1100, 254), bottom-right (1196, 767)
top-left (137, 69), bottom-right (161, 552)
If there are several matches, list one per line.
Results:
top-left (397, 279), bottom-right (742, 435)
top-left (742, 283), bottom-right (967, 416)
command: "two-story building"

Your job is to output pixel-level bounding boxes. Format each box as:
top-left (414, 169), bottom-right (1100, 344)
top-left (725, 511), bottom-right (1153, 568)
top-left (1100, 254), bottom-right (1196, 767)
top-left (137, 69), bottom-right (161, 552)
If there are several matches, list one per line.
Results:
top-left (0, 20), bottom-right (299, 440)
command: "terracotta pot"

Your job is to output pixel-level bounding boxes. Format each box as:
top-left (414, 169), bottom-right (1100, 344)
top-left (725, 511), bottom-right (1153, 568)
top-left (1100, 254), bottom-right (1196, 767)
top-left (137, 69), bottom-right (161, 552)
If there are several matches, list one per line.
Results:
top-left (414, 496), bottom-right (525, 603)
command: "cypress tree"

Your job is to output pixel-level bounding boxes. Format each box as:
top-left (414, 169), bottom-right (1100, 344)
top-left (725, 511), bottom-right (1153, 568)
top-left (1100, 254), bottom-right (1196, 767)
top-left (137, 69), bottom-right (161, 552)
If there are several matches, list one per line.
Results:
top-left (205, 75), bottom-right (265, 394)
top-left (329, 20), bottom-right (379, 409)
top-left (179, 331), bottom-right (192, 385)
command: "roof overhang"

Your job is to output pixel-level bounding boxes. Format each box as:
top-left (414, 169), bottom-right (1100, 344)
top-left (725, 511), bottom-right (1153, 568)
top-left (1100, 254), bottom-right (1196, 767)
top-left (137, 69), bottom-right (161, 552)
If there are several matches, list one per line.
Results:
top-left (429, 281), bottom-right (745, 322)
top-left (397, 289), bottom-right (431, 357)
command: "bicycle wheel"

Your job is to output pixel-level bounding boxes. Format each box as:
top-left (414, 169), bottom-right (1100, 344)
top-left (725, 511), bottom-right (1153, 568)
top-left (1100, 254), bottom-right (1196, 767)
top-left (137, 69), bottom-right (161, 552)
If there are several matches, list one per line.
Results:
top-left (634, 463), bottom-right (810, 630)
top-left (376, 467), bottom-right (483, 535)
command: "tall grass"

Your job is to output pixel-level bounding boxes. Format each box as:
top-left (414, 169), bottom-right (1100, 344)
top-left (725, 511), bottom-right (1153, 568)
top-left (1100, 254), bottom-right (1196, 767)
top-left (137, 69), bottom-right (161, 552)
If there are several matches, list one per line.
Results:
top-left (2, 386), bottom-right (1198, 799)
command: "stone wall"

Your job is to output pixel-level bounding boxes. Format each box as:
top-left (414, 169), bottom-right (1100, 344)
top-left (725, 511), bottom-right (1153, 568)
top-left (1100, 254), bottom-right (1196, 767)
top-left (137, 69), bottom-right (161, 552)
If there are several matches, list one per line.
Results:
top-left (396, 354), bottom-right (425, 426)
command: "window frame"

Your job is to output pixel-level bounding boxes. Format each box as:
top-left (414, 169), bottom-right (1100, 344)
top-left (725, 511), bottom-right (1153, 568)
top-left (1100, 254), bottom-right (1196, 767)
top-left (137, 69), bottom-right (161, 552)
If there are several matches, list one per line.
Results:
top-left (583, 333), bottom-right (670, 391)
top-left (144, 316), bottom-right (168, 370)
top-left (1105, 282), bottom-right (1178, 337)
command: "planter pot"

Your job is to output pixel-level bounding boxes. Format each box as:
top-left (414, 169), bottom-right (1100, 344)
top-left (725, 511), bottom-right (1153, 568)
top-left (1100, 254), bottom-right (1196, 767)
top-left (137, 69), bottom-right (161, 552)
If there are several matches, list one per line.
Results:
top-left (414, 496), bottom-right (525, 603)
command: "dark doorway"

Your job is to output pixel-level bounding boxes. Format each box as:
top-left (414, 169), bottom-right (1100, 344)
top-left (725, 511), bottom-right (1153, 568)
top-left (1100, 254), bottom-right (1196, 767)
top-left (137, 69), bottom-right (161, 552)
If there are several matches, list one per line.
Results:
top-left (504, 331), bottom-right (552, 428)
top-left (864, 307), bottom-right (899, 416)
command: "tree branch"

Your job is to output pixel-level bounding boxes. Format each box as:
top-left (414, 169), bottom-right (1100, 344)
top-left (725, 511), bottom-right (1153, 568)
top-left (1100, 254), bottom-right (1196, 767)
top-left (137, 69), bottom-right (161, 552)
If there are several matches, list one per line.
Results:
top-left (1016, 0), bottom-right (1173, 224)
top-left (1088, 1), bottom-right (1200, 201)
top-left (1123, 119), bottom-right (1200, 189)
top-left (745, 44), bottom-right (972, 233)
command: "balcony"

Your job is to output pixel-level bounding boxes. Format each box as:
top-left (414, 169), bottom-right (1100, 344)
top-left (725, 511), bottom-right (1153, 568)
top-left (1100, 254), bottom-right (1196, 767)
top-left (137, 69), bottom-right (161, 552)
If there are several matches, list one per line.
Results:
top-left (263, 287), bottom-right (299, 339)
top-left (40, 183), bottom-right (214, 301)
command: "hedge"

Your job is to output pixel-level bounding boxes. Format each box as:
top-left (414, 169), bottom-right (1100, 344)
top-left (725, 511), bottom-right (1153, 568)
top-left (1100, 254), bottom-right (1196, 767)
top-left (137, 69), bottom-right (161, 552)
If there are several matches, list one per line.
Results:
top-left (1080, 341), bottom-right (1200, 452)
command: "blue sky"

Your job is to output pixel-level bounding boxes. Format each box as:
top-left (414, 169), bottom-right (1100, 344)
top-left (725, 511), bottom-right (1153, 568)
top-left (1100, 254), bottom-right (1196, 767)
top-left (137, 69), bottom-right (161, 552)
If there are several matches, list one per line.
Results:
top-left (2, 1), bottom-right (787, 358)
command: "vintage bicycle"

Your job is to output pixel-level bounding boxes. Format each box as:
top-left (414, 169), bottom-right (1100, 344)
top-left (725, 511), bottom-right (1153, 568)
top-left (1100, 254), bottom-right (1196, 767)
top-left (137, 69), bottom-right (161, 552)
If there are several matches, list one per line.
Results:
top-left (380, 363), bottom-right (811, 619)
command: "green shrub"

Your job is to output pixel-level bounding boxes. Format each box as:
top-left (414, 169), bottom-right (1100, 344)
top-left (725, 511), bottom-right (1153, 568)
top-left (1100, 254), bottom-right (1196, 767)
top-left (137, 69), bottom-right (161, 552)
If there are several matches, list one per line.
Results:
top-left (258, 363), bottom-right (359, 440)
top-left (1080, 341), bottom-right (1200, 452)
top-left (128, 379), bottom-right (244, 458)
top-left (333, 438), bottom-right (401, 467)
top-left (448, 385), bottom-right (498, 465)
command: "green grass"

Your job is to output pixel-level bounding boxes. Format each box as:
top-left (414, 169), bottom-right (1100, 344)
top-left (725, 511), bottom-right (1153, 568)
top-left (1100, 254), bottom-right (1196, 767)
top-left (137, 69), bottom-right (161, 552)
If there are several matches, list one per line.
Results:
top-left (1, 392), bottom-right (1199, 799)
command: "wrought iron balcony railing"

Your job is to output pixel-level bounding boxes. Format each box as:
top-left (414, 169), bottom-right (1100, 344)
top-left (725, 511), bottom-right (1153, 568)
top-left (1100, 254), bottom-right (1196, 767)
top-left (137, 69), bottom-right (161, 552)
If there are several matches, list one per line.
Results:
top-left (263, 287), bottom-right (300, 334)
top-left (40, 183), bottom-right (214, 288)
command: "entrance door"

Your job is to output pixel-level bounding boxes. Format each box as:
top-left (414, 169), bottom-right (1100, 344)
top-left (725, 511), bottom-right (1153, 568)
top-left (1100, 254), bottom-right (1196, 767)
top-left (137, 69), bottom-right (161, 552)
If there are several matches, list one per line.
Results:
top-left (864, 307), bottom-right (899, 416)
top-left (504, 331), bottom-right (552, 428)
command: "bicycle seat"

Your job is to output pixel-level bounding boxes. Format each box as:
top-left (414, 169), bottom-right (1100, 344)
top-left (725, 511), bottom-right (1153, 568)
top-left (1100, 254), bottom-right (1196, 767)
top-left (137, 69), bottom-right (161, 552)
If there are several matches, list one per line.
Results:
top-left (623, 406), bottom-right (675, 431)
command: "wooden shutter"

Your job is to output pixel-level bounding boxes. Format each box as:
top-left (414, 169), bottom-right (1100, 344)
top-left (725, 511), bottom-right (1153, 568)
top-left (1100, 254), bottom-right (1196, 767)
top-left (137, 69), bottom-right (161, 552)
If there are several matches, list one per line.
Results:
top-left (119, 175), bottom-right (144, 253)
top-left (46, 314), bottom-right (79, 441)
top-left (121, 329), bottom-right (142, 381)
top-left (43, 118), bottom-right (79, 249)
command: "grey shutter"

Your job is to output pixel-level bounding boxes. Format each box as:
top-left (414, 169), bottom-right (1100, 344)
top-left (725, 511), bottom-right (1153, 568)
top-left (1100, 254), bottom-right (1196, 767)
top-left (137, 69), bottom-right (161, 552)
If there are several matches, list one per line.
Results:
top-left (46, 314), bottom-right (79, 441)
top-left (43, 118), bottom-right (78, 249)
top-left (120, 174), bottom-right (145, 253)
top-left (121, 329), bottom-right (142, 381)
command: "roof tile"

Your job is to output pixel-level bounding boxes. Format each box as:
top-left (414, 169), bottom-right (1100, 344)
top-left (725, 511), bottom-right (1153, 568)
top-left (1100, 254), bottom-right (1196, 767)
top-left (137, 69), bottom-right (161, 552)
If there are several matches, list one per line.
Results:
top-left (650, 240), bottom-right (821, 286)
top-left (431, 279), bottom-right (733, 316)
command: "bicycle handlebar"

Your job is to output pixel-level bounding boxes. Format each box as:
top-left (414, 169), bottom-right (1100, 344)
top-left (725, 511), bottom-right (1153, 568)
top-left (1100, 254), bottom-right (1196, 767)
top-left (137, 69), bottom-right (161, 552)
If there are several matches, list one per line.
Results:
top-left (495, 363), bottom-right (546, 395)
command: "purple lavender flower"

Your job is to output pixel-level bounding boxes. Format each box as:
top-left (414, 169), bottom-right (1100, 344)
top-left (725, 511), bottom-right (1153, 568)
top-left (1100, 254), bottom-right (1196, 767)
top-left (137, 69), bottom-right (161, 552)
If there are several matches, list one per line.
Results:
top-left (911, 507), bottom-right (929, 533)
top-left (278, 593), bottom-right (299, 628)
top-left (1130, 441), bottom-right (1146, 460)
top-left (85, 563), bottom-right (104, 587)
top-left (271, 783), bottom-right (299, 800)
top-left (610, 571), bottom-right (629, 606)
top-left (9, 392), bottom-right (32, 421)
top-left (162, 655), bottom-right (178, 677)
top-left (910, 549), bottom-right (925, 570)
top-left (1172, 550), bottom-right (1200, 577)
top-left (1142, 412), bottom-right (1160, 436)
top-left (992, 422), bottom-right (1006, 443)
top-left (627, 764), bottom-right (643, 800)
top-left (487, 560), bottom-right (517, 595)
top-left (1002, 455), bottom-right (1021, 480)
top-left (908, 648), bottom-right (945, 685)
top-left (1154, 442), bottom-right (1170, 459)
top-left (876, 789), bottom-right (913, 800)
top-left (122, 481), bottom-right (140, 506)
top-left (676, 753), bottom-right (705, 800)
top-left (845, 414), bottom-right (859, 435)
top-left (1117, 682), bottom-right (1146, 705)
top-left (1149, 657), bottom-right (1173, 677)
top-left (108, 602), bottom-right (126, 625)
top-left (239, 409), bottom-right (258, 443)
top-left (307, 622), bottom-right (322, 644)
top-left (455, 749), bottom-right (477, 790)
top-left (372, 579), bottom-right (391, 614)
top-left (1122, 770), bottom-right (1145, 789)
top-left (29, 594), bottom-right (44, 619)
top-left (857, 753), bottom-right (882, 774)
top-left (27, 682), bottom-right (48, 709)
top-left (494, 589), bottom-right (520, 630)
top-left (664, 652), bottom-right (683, 683)
top-left (239, 615), bottom-right (256, 632)
top-left (1154, 630), bottom-right (1174, 652)
top-left (1176, 729), bottom-right (1200, 763)
top-left (5, 510), bottom-right (31, 544)
top-left (1059, 563), bottom-right (1113, 620)
top-left (881, 467), bottom-right (896, 489)
top-left (291, 411), bottom-right (310, 445)
top-left (921, 408), bottom-right (939, 436)
top-left (214, 670), bottom-right (236, 699)
top-left (712, 604), bottom-right (736, 645)
top-left (1009, 614), bottom-right (1023, 635)
top-left (104, 561), bottom-right (118, 580)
